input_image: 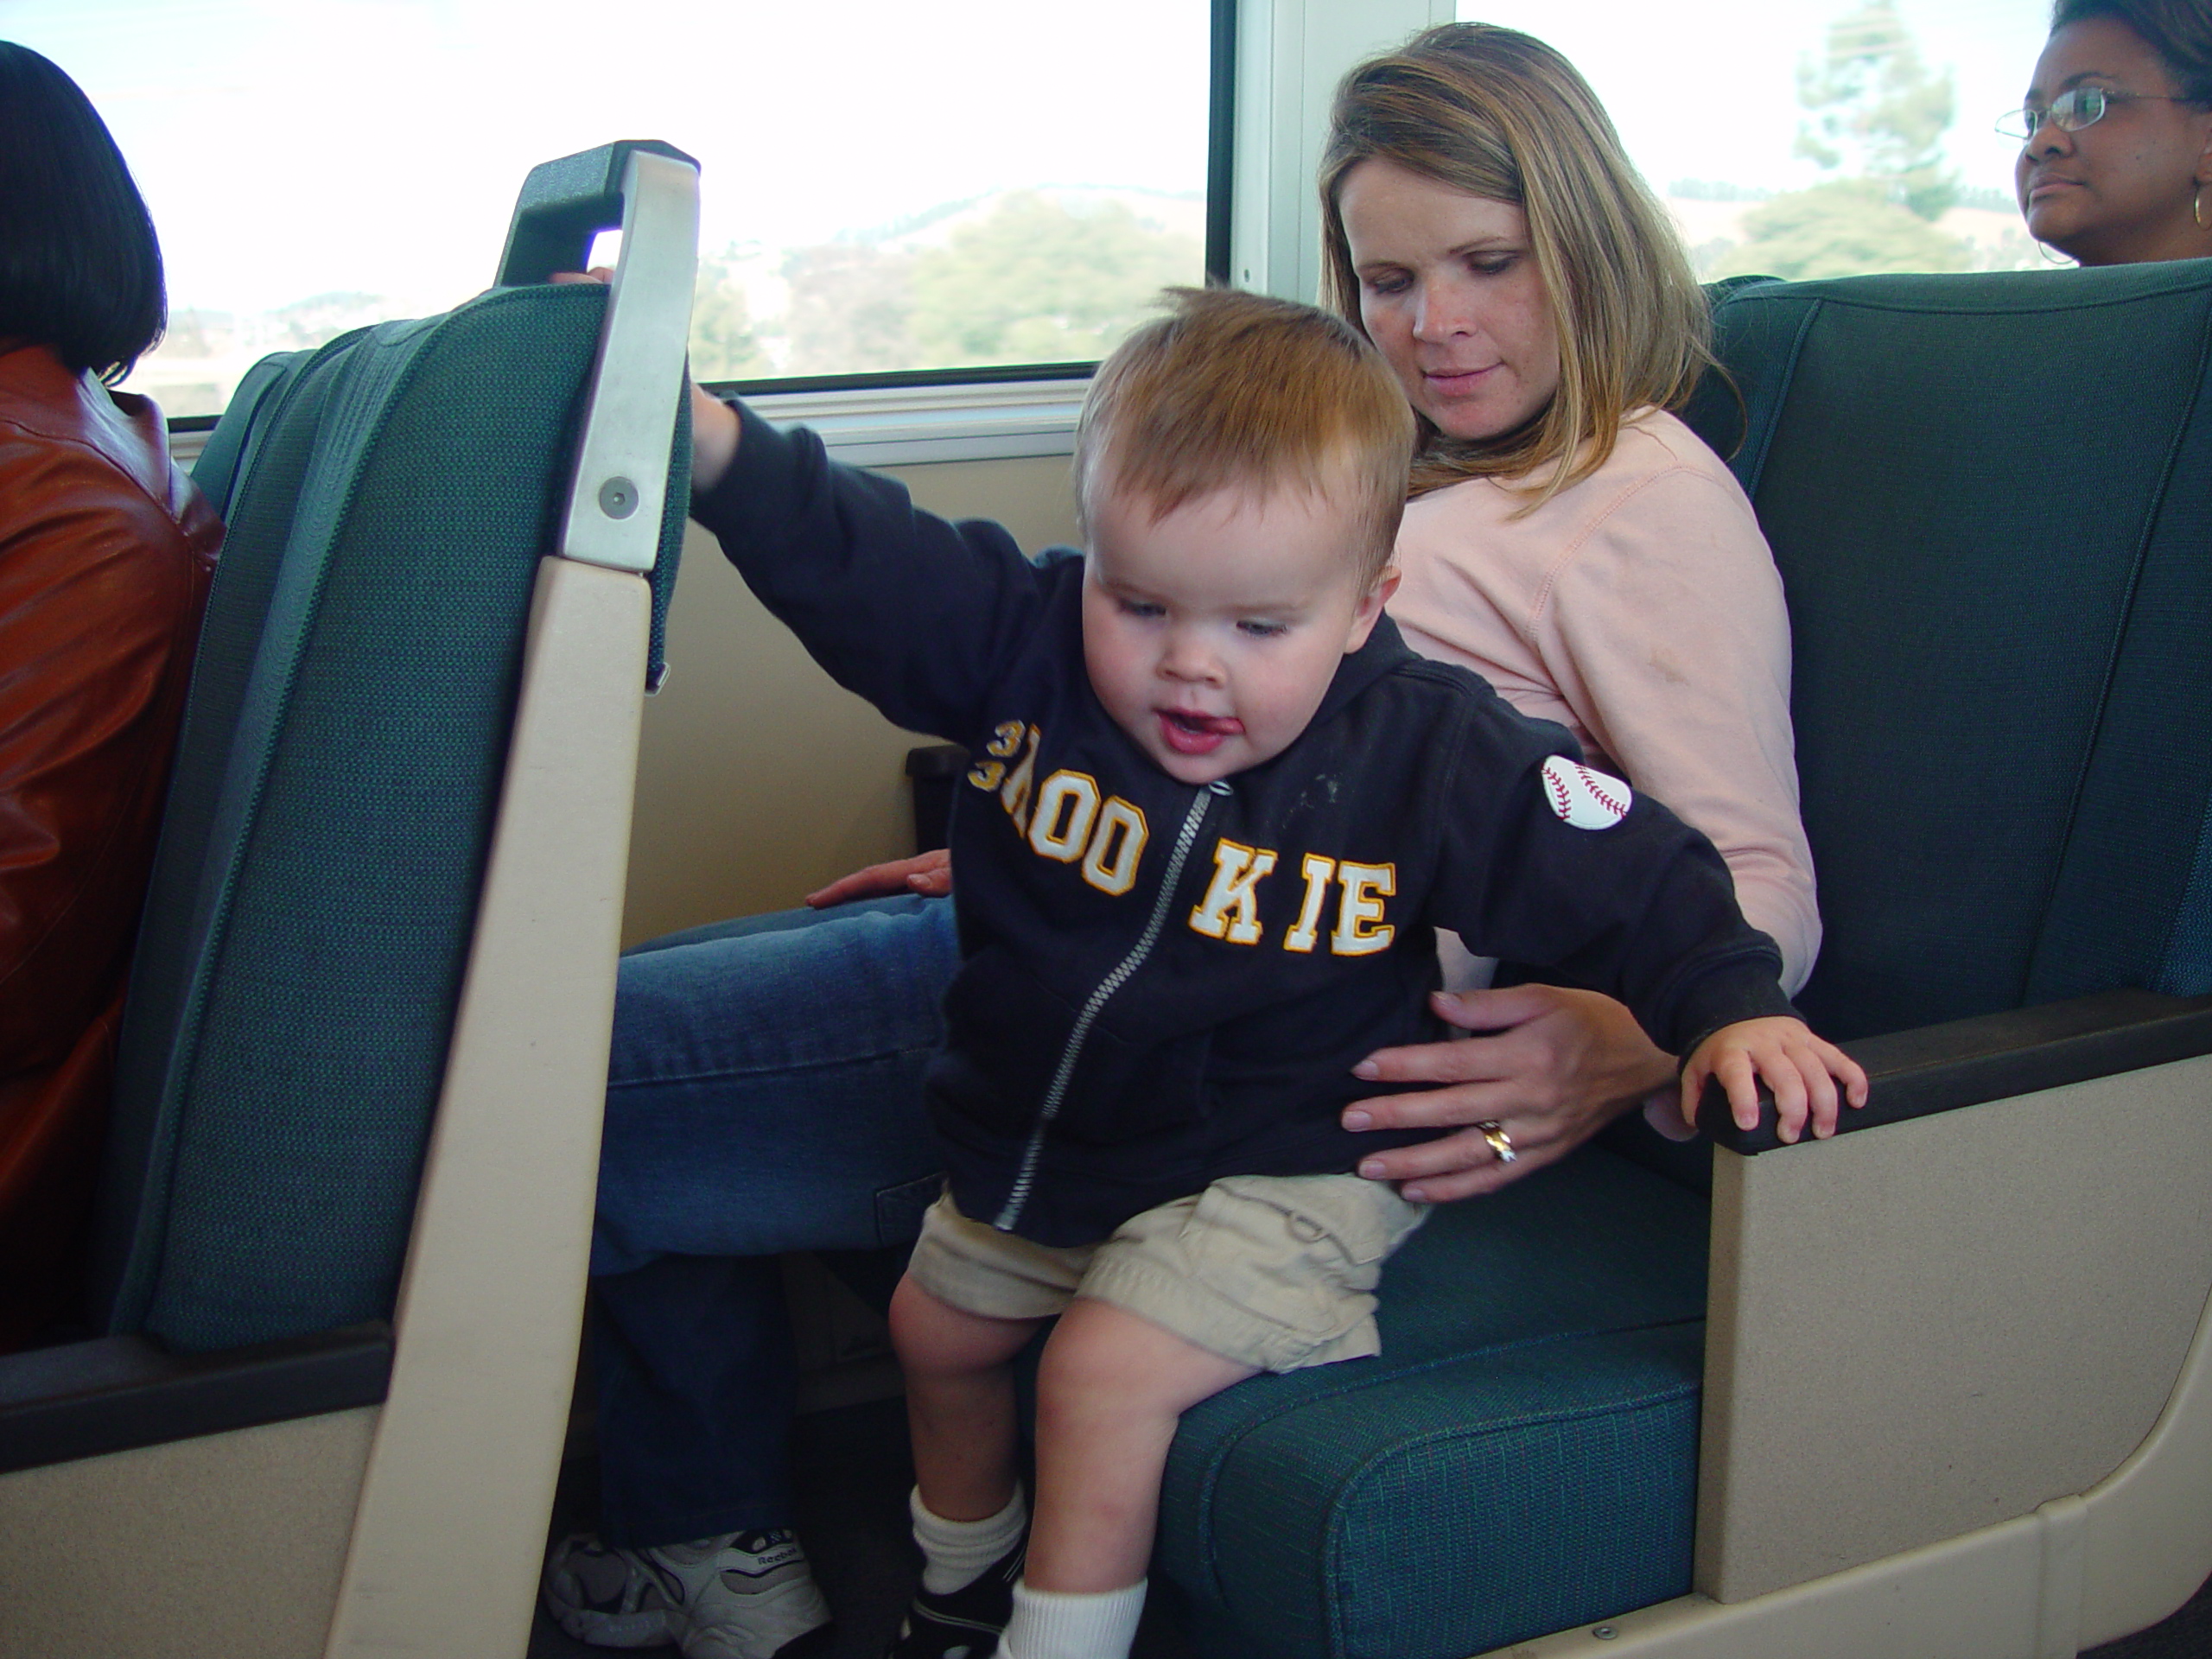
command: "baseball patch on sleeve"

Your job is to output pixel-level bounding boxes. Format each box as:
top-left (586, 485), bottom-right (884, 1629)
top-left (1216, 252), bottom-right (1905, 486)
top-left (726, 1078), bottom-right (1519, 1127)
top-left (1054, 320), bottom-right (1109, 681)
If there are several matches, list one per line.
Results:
top-left (1541, 755), bottom-right (1632, 830)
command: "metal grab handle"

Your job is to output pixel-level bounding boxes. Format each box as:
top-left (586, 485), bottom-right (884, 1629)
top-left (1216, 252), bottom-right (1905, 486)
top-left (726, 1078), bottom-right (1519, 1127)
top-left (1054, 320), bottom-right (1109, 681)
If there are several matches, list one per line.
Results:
top-left (494, 138), bottom-right (701, 289)
top-left (494, 142), bottom-right (701, 576)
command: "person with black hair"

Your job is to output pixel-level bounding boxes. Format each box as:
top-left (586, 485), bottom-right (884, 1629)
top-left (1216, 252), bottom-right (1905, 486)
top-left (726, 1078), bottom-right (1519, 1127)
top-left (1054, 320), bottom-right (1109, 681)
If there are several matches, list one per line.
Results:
top-left (2010, 0), bottom-right (2212, 264)
top-left (0, 41), bottom-right (221, 1351)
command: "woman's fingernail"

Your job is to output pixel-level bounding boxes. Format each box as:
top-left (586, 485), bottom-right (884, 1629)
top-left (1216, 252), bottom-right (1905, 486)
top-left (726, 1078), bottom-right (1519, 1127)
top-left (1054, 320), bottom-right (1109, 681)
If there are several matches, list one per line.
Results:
top-left (1358, 1158), bottom-right (1385, 1178)
top-left (1402, 1185), bottom-right (1427, 1203)
top-left (1343, 1109), bottom-right (1372, 1129)
top-left (1351, 1060), bottom-right (1379, 1080)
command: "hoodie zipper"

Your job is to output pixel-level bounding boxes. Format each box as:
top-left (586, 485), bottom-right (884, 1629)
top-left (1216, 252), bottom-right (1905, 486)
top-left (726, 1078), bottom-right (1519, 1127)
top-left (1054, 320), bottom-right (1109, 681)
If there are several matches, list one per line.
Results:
top-left (993, 780), bottom-right (1227, 1232)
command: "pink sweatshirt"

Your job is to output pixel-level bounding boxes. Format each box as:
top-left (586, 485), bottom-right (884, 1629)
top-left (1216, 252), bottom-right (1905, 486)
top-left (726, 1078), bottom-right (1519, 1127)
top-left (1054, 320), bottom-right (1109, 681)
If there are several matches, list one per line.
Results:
top-left (1388, 407), bottom-right (1820, 994)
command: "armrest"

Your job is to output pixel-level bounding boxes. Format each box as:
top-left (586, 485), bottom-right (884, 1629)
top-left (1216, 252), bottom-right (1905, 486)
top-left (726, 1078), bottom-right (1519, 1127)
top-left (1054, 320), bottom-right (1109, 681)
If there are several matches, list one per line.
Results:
top-left (0, 1320), bottom-right (391, 1475)
top-left (1695, 988), bottom-right (2212, 1153)
top-left (1694, 1004), bottom-right (2212, 1606)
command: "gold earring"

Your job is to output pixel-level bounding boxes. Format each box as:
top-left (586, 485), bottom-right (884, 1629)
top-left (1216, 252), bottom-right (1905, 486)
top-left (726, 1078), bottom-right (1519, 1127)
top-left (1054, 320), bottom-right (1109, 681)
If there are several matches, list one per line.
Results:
top-left (2197, 186), bottom-right (2207, 229)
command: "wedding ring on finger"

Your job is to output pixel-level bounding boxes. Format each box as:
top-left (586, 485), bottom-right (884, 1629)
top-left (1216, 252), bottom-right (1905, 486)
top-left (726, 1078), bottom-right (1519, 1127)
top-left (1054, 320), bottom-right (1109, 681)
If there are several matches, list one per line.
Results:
top-left (1476, 1120), bottom-right (1517, 1165)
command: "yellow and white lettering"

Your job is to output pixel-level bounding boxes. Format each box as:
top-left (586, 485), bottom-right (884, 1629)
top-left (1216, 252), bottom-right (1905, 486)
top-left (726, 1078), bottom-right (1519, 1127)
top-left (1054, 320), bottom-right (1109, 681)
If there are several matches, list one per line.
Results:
top-left (1080, 798), bottom-right (1148, 896)
top-left (969, 721), bottom-right (1026, 791)
top-left (1028, 771), bottom-right (1100, 861)
top-left (967, 721), bottom-right (1027, 791)
top-left (1332, 862), bottom-right (1396, 956)
top-left (1188, 840), bottom-right (1279, 945)
top-left (998, 725), bottom-right (1040, 833)
top-left (1281, 854), bottom-right (1337, 953)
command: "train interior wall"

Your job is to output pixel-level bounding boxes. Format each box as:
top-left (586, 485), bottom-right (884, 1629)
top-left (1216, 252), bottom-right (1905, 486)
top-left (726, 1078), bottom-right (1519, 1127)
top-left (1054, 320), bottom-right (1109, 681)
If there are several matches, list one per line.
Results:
top-left (622, 452), bottom-right (1082, 946)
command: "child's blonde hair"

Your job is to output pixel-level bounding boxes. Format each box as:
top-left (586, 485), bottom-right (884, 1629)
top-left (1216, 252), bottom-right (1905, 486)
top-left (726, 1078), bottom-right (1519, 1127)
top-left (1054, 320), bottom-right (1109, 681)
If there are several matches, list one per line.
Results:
top-left (1075, 287), bottom-right (1416, 583)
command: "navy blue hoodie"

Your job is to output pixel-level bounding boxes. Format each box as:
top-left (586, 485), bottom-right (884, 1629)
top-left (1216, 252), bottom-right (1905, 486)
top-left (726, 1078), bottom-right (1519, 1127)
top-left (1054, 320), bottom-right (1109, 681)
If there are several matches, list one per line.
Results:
top-left (696, 404), bottom-right (1796, 1245)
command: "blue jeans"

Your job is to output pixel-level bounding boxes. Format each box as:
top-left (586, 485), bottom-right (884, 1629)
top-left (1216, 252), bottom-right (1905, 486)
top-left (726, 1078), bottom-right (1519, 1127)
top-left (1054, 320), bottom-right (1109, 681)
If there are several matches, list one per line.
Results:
top-left (589, 894), bottom-right (959, 1548)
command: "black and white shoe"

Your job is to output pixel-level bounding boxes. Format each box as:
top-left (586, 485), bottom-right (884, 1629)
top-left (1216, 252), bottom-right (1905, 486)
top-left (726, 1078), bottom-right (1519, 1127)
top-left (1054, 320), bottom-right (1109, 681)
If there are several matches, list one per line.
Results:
top-left (882, 1538), bottom-right (1025, 1659)
top-left (543, 1528), bottom-right (835, 1659)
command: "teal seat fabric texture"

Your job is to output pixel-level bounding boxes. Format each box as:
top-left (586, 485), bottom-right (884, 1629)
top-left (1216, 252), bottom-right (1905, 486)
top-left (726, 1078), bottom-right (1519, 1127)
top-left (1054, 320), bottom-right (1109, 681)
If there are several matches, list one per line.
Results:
top-left (1160, 263), bottom-right (2212, 1657)
top-left (1159, 1147), bottom-right (1707, 1659)
top-left (1683, 262), bottom-right (2212, 1039)
top-left (90, 282), bottom-right (689, 1355)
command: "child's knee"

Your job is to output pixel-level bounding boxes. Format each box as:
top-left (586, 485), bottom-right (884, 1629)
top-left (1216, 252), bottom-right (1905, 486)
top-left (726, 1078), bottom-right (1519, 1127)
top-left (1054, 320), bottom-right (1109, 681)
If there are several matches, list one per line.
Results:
top-left (890, 1271), bottom-right (1034, 1376)
top-left (1037, 1298), bottom-right (1253, 1423)
top-left (888, 1272), bottom-right (959, 1370)
top-left (1033, 1305), bottom-right (1119, 1407)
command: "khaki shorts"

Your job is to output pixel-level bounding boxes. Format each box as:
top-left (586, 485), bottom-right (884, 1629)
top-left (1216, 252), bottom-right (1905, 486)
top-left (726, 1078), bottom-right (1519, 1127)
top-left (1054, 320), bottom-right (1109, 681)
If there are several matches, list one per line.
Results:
top-left (907, 1173), bottom-right (1429, 1374)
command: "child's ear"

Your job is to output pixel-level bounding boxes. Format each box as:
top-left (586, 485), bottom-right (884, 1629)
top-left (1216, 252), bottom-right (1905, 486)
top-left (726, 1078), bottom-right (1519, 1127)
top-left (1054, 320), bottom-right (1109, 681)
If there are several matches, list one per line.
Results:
top-left (1343, 565), bottom-right (1401, 652)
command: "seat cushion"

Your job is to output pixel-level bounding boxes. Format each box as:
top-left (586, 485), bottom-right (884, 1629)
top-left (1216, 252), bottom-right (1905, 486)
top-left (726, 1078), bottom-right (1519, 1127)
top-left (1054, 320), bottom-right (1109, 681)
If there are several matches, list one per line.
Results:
top-left (1157, 1145), bottom-right (1708, 1659)
top-left (1682, 264), bottom-right (2212, 1039)
top-left (94, 283), bottom-right (687, 1352)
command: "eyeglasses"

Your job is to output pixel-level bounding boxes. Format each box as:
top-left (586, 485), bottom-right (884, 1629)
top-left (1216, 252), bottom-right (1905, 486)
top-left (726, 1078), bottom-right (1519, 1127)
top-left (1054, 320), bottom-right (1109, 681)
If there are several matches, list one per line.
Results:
top-left (1996, 86), bottom-right (2194, 140)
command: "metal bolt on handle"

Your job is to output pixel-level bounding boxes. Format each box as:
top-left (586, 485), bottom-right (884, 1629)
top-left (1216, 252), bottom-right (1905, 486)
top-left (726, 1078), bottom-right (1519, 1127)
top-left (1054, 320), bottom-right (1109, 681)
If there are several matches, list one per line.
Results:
top-left (598, 476), bottom-right (639, 519)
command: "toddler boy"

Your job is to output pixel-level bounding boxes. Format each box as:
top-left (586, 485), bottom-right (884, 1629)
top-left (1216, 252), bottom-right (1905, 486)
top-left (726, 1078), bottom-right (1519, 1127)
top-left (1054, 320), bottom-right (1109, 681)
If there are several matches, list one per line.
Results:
top-left (698, 287), bottom-right (1862, 1659)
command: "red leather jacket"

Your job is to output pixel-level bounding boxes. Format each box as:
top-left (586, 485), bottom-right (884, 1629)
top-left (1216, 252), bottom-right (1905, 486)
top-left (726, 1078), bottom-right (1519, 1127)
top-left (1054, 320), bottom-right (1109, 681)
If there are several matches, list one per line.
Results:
top-left (0, 342), bottom-right (220, 1349)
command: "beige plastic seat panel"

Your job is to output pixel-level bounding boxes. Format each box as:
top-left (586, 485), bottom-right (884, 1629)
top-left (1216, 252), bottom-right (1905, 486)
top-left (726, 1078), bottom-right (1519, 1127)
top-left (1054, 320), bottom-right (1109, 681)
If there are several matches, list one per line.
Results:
top-left (1696, 1052), bottom-right (2212, 1605)
top-left (0, 1407), bottom-right (377, 1659)
top-left (321, 556), bottom-right (648, 1659)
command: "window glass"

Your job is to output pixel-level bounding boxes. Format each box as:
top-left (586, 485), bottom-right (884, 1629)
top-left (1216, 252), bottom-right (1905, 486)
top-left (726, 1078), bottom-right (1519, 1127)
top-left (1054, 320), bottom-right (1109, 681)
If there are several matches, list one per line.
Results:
top-left (1454, 0), bottom-right (2053, 278)
top-left (10, 0), bottom-right (1210, 417)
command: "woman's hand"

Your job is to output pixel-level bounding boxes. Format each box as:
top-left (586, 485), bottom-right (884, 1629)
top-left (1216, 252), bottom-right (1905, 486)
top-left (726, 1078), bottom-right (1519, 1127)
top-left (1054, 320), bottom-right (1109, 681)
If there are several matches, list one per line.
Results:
top-left (1343, 983), bottom-right (1675, 1203)
top-left (550, 267), bottom-right (739, 495)
top-left (805, 847), bottom-right (953, 908)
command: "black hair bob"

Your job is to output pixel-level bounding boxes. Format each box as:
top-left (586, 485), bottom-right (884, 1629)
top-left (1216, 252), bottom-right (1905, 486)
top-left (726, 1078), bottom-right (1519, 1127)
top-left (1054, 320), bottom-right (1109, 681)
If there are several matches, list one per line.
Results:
top-left (0, 41), bottom-right (167, 381)
top-left (2050, 0), bottom-right (2212, 105)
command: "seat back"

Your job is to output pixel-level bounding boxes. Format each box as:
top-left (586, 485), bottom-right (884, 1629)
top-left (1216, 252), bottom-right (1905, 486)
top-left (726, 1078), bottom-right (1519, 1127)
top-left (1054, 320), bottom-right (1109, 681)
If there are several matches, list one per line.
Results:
top-left (1681, 263), bottom-right (2212, 1040)
top-left (92, 168), bottom-right (692, 1356)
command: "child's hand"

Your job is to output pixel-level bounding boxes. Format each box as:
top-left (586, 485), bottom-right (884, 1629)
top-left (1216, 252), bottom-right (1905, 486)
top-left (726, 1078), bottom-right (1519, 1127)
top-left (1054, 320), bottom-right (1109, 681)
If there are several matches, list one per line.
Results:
top-left (1681, 1017), bottom-right (1867, 1144)
top-left (553, 268), bottom-right (739, 491)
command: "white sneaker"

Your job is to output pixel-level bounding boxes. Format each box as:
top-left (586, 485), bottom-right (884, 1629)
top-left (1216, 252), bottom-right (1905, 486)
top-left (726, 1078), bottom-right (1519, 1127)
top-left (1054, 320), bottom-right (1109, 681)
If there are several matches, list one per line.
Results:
top-left (544, 1529), bottom-right (834, 1659)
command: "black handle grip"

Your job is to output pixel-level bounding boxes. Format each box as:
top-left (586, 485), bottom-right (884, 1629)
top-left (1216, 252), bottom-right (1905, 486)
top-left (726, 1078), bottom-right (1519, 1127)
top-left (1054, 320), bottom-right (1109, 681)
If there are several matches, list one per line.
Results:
top-left (495, 139), bottom-right (702, 287)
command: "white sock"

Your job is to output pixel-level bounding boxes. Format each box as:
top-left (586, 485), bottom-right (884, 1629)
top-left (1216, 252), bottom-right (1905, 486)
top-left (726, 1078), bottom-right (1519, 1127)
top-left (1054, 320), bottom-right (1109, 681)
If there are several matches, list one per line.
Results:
top-left (995, 1578), bottom-right (1147, 1659)
top-left (912, 1485), bottom-right (1028, 1594)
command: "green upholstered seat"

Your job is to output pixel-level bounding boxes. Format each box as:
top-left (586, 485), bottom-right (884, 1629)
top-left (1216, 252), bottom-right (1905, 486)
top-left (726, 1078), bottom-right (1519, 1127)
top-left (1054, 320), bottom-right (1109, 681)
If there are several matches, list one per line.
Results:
top-left (89, 283), bottom-right (689, 1355)
top-left (1160, 1147), bottom-right (1707, 1658)
top-left (1688, 261), bottom-right (2212, 1040)
top-left (1157, 261), bottom-right (2212, 1656)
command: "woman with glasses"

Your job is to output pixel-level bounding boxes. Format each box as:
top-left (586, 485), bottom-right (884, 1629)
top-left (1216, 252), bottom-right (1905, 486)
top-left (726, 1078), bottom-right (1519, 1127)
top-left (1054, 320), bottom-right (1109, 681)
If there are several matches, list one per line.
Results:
top-left (2005, 0), bottom-right (2212, 264)
top-left (547, 25), bottom-right (1819, 1659)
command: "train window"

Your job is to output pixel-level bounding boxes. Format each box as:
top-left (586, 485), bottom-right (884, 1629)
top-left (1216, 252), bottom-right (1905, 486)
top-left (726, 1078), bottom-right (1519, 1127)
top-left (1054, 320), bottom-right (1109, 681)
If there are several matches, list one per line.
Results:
top-left (1458, 0), bottom-right (2053, 277)
top-left (12, 0), bottom-right (1211, 420)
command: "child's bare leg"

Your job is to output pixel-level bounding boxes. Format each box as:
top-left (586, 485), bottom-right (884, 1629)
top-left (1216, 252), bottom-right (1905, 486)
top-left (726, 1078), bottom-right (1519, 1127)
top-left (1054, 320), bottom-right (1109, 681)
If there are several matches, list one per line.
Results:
top-left (888, 1271), bottom-right (1042, 1521)
top-left (1026, 1295), bottom-right (1259, 1592)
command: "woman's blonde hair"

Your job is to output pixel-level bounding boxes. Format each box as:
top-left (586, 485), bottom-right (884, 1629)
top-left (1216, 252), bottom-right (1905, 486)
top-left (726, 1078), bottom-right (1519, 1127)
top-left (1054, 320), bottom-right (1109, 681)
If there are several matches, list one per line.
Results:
top-left (1319, 23), bottom-right (1713, 505)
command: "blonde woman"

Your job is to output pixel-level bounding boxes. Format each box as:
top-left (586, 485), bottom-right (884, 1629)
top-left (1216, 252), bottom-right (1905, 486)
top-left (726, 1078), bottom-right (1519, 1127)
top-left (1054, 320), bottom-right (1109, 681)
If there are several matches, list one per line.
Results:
top-left (548, 26), bottom-right (1819, 1659)
top-left (1321, 24), bottom-right (1817, 1202)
